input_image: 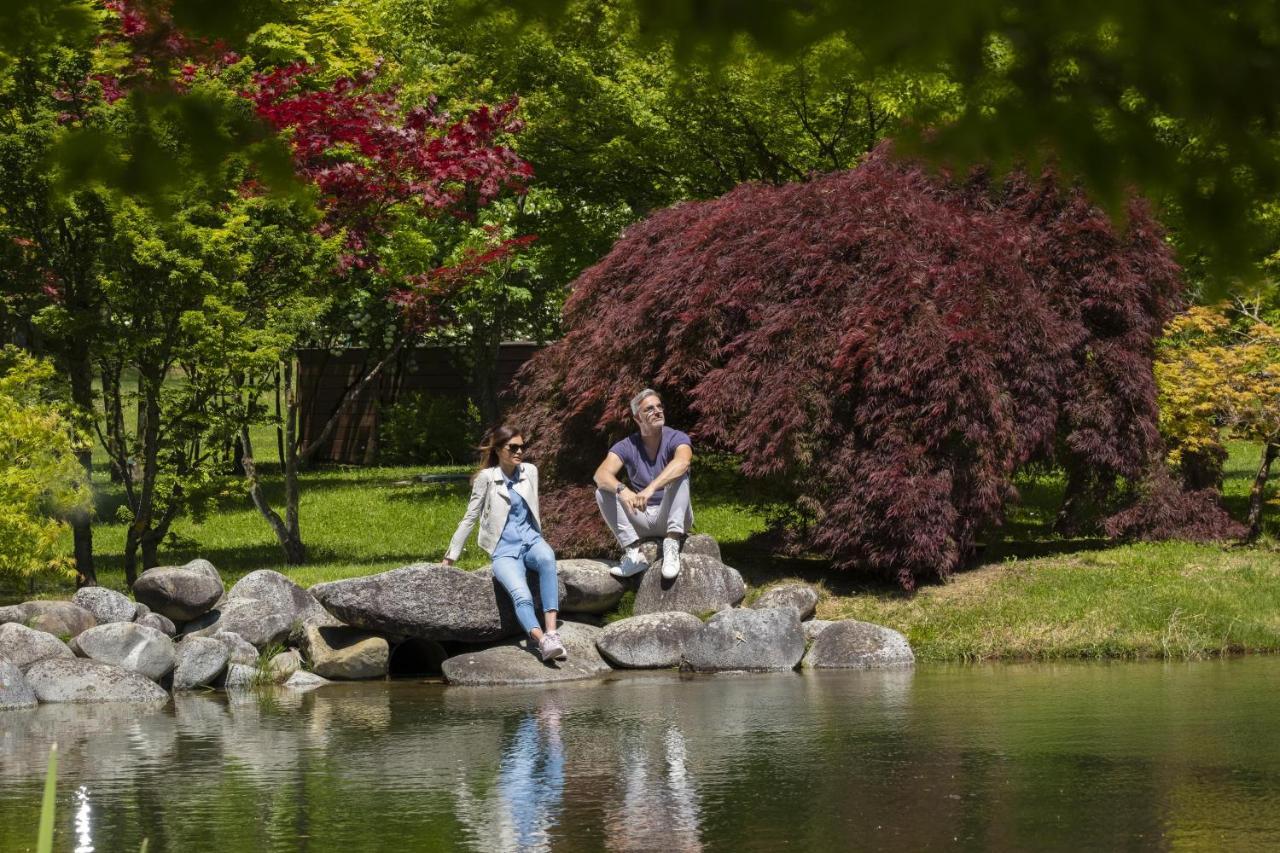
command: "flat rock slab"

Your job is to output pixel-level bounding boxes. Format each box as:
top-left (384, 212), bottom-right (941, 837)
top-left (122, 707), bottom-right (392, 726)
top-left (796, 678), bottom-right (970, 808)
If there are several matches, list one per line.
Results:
top-left (72, 587), bottom-right (137, 624)
top-left (633, 554), bottom-right (746, 616)
top-left (312, 564), bottom-right (529, 642)
top-left (302, 624), bottom-right (388, 680)
top-left (802, 620), bottom-right (915, 669)
top-left (0, 659), bottom-right (37, 710)
top-left (557, 559), bottom-right (628, 614)
top-left (0, 623), bottom-right (74, 671)
top-left (682, 608), bottom-right (805, 672)
top-left (25, 658), bottom-right (170, 704)
top-left (596, 612), bottom-right (704, 669)
top-left (442, 622), bottom-right (612, 686)
top-left (752, 583), bottom-right (820, 620)
top-left (71, 623), bottom-right (176, 682)
top-left (133, 560), bottom-right (224, 623)
top-left (173, 637), bottom-right (230, 691)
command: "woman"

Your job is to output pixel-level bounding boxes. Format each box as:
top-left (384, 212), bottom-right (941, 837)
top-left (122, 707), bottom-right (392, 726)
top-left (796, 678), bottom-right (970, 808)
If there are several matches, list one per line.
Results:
top-left (443, 425), bottom-right (567, 662)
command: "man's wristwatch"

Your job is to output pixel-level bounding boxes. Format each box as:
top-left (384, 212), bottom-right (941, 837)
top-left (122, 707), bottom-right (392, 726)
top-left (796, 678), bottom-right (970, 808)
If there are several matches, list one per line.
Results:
top-left (615, 482), bottom-right (626, 496)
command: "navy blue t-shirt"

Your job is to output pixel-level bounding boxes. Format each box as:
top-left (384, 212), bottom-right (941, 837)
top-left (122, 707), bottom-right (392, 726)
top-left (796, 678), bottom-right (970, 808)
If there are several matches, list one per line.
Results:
top-left (610, 427), bottom-right (692, 506)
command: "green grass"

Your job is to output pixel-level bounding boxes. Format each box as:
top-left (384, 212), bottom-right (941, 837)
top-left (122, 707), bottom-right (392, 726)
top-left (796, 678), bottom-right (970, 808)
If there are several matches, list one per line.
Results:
top-left (16, 433), bottom-right (1280, 662)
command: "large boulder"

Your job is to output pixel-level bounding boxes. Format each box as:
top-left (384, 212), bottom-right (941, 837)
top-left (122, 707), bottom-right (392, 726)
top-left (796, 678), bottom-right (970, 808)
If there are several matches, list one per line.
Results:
top-left (802, 620), bottom-right (915, 669)
top-left (312, 564), bottom-right (531, 642)
top-left (1, 601), bottom-right (97, 639)
top-left (0, 623), bottom-right (74, 671)
top-left (70, 623), bottom-right (176, 682)
top-left (682, 608), bottom-right (805, 672)
top-left (172, 636), bottom-right (230, 691)
top-left (183, 598), bottom-right (295, 650)
top-left (442, 621), bottom-right (612, 686)
top-left (751, 583), bottom-right (820, 621)
top-left (301, 624), bottom-right (388, 680)
top-left (132, 559), bottom-right (224, 622)
top-left (557, 559), bottom-right (628, 614)
top-left (632, 554), bottom-right (746, 617)
top-left (24, 658), bottom-right (170, 704)
top-left (595, 612), bottom-right (703, 669)
top-left (0, 658), bottom-right (37, 710)
top-left (72, 587), bottom-right (137, 625)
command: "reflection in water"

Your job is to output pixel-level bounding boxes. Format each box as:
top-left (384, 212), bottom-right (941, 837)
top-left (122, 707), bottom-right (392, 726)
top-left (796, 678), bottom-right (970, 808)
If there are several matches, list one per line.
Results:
top-left (2, 661), bottom-right (1280, 852)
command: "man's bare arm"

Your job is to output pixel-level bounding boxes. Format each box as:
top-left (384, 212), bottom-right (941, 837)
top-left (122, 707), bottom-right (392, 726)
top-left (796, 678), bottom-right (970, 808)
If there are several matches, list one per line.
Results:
top-left (593, 452), bottom-right (627, 492)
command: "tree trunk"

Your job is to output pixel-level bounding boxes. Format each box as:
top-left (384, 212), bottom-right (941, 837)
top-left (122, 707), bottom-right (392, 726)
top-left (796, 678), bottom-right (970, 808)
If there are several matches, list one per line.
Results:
top-left (470, 323), bottom-right (503, 427)
top-left (67, 346), bottom-right (96, 586)
top-left (124, 525), bottom-right (141, 587)
top-left (298, 338), bottom-right (405, 464)
top-left (1245, 440), bottom-right (1279, 542)
top-left (241, 422), bottom-right (307, 564)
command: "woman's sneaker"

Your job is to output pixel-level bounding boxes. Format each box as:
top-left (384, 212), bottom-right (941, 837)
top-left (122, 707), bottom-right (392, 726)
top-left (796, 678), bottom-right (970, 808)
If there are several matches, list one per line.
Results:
top-left (539, 632), bottom-right (568, 662)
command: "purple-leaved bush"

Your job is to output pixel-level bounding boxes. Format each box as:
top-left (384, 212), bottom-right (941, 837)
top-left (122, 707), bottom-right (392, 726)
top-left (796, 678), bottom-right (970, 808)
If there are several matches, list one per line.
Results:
top-left (512, 145), bottom-right (1196, 587)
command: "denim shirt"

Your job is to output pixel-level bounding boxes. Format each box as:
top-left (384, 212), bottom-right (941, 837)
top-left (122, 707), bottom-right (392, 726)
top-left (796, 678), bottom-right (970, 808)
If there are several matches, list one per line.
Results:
top-left (493, 466), bottom-right (542, 559)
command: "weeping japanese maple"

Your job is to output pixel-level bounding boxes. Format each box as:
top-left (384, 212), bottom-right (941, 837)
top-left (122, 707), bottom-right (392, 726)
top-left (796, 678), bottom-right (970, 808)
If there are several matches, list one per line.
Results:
top-left (512, 144), bottom-right (1187, 588)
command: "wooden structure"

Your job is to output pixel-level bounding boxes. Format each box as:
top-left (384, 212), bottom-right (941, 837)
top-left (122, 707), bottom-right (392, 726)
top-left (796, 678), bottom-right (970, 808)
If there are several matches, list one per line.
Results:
top-left (297, 342), bottom-right (540, 464)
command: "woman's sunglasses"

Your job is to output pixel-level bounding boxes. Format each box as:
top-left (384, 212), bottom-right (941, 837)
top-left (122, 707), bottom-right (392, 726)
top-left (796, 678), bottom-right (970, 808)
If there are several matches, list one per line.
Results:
top-left (505, 443), bottom-right (526, 453)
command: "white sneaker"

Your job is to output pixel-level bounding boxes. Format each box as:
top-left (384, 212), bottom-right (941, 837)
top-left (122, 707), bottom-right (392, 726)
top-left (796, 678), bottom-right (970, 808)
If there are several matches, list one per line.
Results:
top-left (661, 537), bottom-right (682, 579)
top-left (610, 545), bottom-right (648, 578)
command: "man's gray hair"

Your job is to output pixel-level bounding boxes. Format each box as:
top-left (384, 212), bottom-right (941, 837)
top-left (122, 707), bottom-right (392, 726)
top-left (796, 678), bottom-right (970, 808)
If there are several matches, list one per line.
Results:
top-left (630, 388), bottom-right (661, 418)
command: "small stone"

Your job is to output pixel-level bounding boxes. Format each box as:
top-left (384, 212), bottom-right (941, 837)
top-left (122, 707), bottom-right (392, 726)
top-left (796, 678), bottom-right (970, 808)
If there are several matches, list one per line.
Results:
top-left (557, 559), bottom-right (629, 613)
top-left (283, 670), bottom-right (330, 692)
top-left (136, 611), bottom-right (177, 637)
top-left (682, 533), bottom-right (722, 561)
top-left (803, 619), bottom-right (834, 642)
top-left (267, 649), bottom-right (303, 681)
top-left (133, 601), bottom-right (151, 619)
top-left (221, 663), bottom-right (258, 689)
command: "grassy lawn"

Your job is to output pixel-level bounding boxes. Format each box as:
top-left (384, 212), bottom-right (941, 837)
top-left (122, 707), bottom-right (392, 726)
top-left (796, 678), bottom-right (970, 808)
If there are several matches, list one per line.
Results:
top-left (19, 434), bottom-right (1280, 662)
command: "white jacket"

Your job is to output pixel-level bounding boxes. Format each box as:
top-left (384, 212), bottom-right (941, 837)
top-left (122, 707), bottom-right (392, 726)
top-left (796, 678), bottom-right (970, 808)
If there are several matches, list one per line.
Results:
top-left (445, 463), bottom-right (543, 561)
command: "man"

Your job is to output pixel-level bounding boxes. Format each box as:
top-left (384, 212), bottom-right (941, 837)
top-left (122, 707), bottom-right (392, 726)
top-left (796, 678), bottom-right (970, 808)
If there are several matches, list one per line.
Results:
top-left (593, 388), bottom-right (694, 579)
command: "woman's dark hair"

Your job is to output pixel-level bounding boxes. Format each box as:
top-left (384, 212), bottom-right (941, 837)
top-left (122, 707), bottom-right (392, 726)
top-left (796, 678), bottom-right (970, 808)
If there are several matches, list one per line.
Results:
top-left (477, 424), bottom-right (524, 472)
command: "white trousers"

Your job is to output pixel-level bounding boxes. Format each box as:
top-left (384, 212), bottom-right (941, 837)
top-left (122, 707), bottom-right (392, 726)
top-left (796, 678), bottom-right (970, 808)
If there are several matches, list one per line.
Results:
top-left (595, 475), bottom-right (694, 547)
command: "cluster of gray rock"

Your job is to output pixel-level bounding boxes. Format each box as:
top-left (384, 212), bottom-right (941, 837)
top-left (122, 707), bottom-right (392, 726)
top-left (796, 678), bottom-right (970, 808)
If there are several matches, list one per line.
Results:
top-left (0, 534), bottom-right (913, 707)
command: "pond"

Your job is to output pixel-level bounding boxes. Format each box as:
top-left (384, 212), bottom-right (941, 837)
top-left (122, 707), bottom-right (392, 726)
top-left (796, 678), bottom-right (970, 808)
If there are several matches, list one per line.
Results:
top-left (2, 658), bottom-right (1279, 851)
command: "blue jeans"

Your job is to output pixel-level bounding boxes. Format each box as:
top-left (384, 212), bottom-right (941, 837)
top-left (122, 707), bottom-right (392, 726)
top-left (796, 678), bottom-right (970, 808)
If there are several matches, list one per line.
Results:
top-left (492, 539), bottom-right (559, 634)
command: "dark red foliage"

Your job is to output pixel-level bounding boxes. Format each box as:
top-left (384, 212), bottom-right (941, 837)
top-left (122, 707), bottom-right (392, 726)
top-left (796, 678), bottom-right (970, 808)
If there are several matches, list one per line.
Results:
top-left (246, 63), bottom-right (532, 268)
top-left (1103, 468), bottom-right (1246, 542)
top-left (511, 144), bottom-right (1186, 588)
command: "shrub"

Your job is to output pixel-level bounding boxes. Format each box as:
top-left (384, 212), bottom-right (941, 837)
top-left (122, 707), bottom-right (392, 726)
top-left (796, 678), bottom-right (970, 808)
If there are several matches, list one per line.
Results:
top-left (0, 348), bottom-right (91, 586)
top-left (512, 144), bottom-right (1183, 588)
top-left (378, 392), bottom-right (481, 465)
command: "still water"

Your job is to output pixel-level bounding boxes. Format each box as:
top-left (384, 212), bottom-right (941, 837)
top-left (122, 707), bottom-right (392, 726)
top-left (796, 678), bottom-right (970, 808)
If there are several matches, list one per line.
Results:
top-left (2, 658), bottom-right (1279, 852)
